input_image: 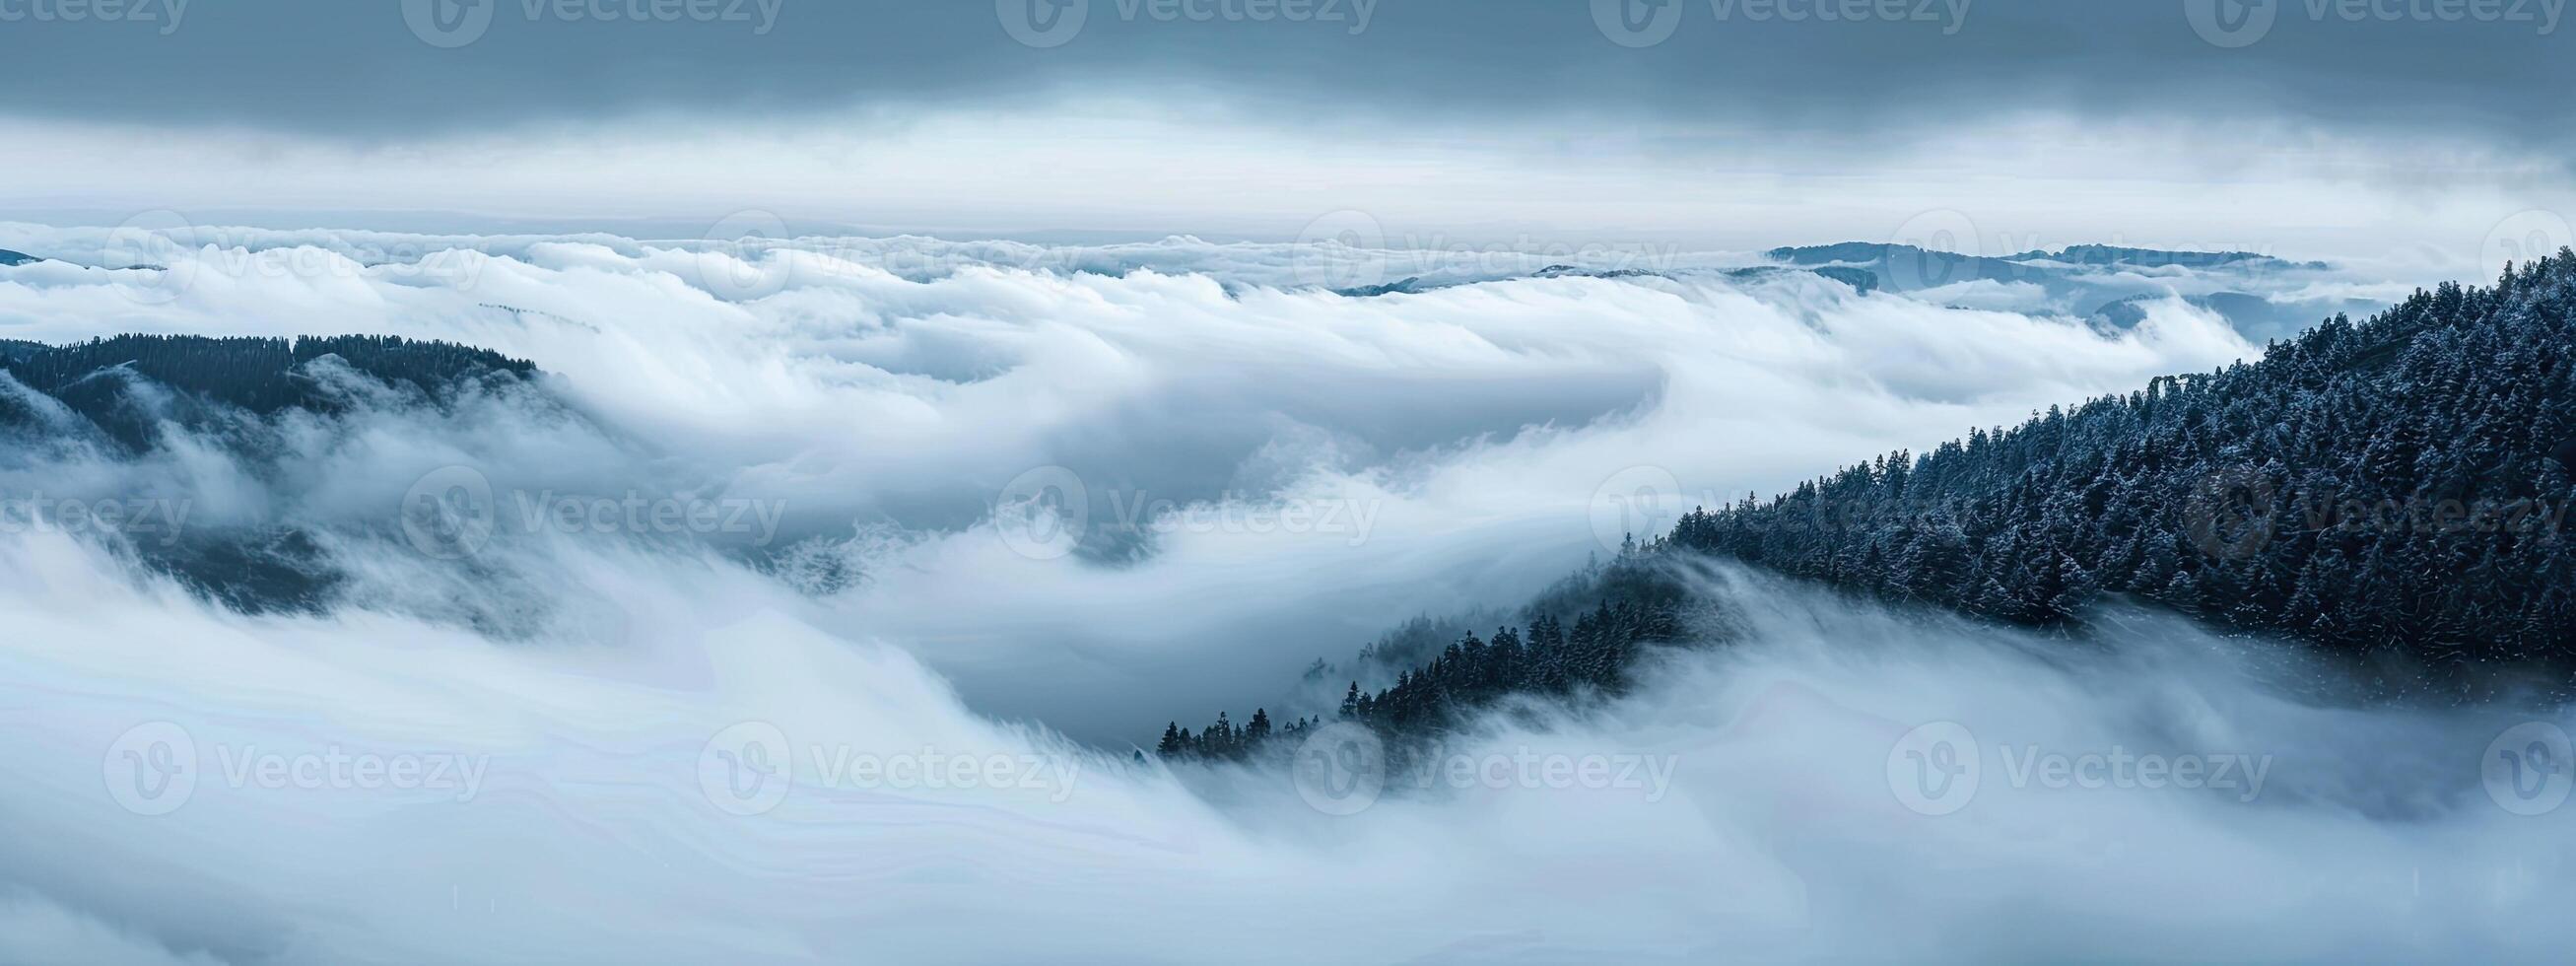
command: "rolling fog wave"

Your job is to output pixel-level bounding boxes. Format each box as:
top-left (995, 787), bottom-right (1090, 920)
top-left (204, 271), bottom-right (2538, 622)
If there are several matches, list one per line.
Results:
top-left (2, 534), bottom-right (2567, 963)
top-left (0, 226), bottom-right (2285, 738)
top-left (5, 228), bottom-right (2552, 962)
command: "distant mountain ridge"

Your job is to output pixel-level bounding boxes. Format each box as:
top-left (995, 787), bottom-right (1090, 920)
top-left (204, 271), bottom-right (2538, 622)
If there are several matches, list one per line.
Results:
top-left (1759, 241), bottom-right (2370, 341)
top-left (1329, 263), bottom-right (1878, 298)
top-left (2007, 243), bottom-right (2329, 271)
top-left (1767, 242), bottom-right (2323, 273)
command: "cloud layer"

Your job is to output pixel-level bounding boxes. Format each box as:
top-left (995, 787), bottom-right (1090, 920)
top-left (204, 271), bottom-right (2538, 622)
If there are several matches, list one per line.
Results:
top-left (0, 225), bottom-right (2309, 735)
top-left (5, 226), bottom-right (2561, 961)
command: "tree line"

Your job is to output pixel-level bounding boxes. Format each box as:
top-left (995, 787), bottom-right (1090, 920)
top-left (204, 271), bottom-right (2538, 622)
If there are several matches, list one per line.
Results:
top-left (0, 333), bottom-right (536, 449)
top-left (1666, 251), bottom-right (2576, 691)
top-left (1158, 251), bottom-right (2576, 758)
top-left (1156, 550), bottom-right (1692, 760)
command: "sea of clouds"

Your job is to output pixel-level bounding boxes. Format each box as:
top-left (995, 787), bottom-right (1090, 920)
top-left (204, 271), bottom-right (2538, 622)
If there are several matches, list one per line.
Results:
top-left (1, 224), bottom-right (2563, 962)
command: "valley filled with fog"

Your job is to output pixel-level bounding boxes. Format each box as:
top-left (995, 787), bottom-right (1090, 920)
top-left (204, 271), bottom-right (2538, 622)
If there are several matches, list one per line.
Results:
top-left (2, 227), bottom-right (2569, 963)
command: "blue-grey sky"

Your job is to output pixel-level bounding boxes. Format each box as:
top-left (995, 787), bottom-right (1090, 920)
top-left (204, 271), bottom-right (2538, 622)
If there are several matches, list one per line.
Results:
top-left (0, 0), bottom-right (2569, 260)
top-left (0, 0), bottom-right (2562, 140)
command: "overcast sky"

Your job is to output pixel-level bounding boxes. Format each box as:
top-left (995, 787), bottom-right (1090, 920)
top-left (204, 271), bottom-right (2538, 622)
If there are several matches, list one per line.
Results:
top-left (1, 0), bottom-right (2569, 264)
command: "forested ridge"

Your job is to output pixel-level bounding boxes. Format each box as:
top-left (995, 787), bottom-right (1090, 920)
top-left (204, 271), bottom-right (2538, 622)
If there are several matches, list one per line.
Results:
top-left (0, 334), bottom-right (536, 449)
top-left (0, 334), bottom-right (541, 612)
top-left (1158, 252), bottom-right (2576, 759)
top-left (1155, 550), bottom-right (1698, 759)
top-left (1667, 251), bottom-right (2576, 684)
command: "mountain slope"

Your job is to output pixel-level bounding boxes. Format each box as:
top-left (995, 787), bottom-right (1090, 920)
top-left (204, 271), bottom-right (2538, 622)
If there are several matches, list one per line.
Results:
top-left (1670, 251), bottom-right (2576, 689)
top-left (0, 334), bottom-right (535, 450)
top-left (1159, 251), bottom-right (2576, 754)
top-left (0, 334), bottom-right (542, 612)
